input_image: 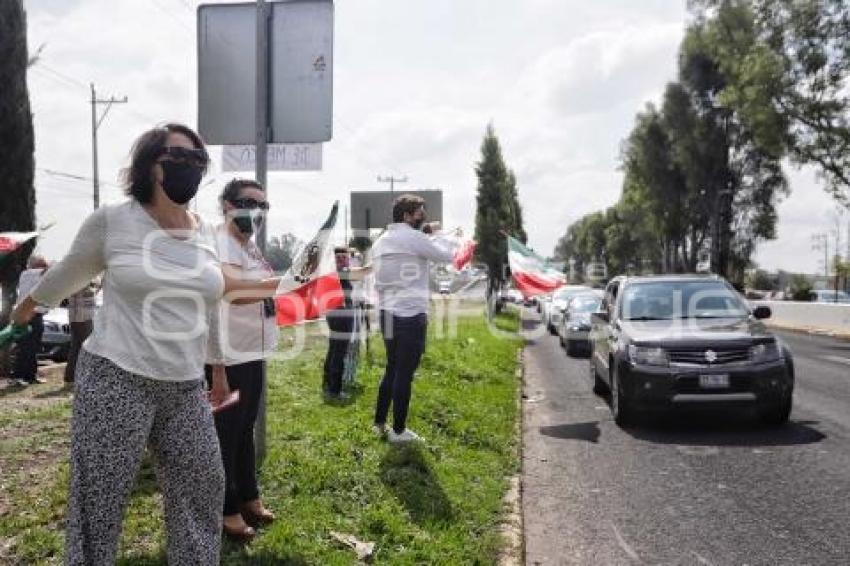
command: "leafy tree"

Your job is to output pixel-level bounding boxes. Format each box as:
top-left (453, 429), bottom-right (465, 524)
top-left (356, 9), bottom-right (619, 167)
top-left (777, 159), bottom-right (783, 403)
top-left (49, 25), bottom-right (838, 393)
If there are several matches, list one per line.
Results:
top-left (690, 0), bottom-right (850, 205)
top-left (789, 273), bottom-right (813, 301)
top-left (0, 0), bottom-right (36, 323)
top-left (266, 233), bottom-right (301, 273)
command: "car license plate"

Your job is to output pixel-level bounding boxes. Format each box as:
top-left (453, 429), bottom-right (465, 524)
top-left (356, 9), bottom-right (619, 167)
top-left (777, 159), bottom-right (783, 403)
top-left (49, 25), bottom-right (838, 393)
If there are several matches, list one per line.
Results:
top-left (699, 374), bottom-right (730, 389)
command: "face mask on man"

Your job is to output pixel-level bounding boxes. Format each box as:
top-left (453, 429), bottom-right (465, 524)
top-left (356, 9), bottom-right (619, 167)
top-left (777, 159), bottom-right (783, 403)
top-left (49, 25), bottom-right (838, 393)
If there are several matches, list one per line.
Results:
top-left (159, 161), bottom-right (204, 205)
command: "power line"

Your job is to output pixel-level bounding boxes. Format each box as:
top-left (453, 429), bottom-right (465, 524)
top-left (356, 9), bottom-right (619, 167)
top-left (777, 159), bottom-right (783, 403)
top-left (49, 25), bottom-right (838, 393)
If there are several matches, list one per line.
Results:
top-left (149, 0), bottom-right (193, 32)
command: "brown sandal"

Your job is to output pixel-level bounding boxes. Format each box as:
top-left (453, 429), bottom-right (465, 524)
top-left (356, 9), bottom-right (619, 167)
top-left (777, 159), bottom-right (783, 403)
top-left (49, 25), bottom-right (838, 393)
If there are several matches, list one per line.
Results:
top-left (222, 515), bottom-right (255, 542)
top-left (241, 501), bottom-right (276, 527)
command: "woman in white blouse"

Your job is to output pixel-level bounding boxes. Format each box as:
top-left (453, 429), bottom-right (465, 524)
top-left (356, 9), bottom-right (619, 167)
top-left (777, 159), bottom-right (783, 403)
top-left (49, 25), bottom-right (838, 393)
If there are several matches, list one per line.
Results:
top-left (206, 178), bottom-right (279, 540)
top-left (8, 124), bottom-right (229, 564)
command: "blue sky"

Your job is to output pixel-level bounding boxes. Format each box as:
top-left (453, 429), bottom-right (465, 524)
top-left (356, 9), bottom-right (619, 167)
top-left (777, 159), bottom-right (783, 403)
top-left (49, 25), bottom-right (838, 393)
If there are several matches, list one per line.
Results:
top-left (23, 0), bottom-right (845, 274)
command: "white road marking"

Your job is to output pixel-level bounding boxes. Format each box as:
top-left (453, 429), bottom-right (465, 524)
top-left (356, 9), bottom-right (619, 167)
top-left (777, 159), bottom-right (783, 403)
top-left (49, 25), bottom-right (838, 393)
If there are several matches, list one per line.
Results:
top-left (825, 355), bottom-right (850, 366)
top-left (609, 521), bottom-right (641, 562)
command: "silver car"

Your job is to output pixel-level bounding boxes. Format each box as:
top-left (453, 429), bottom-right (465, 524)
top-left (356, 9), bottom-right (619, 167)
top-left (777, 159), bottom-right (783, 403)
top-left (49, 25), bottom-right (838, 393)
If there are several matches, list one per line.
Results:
top-left (546, 285), bottom-right (592, 335)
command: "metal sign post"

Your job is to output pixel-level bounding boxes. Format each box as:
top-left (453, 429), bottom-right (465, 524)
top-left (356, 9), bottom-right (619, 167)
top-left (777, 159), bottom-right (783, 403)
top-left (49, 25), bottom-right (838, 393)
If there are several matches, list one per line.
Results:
top-left (198, 0), bottom-right (334, 466)
top-left (254, 0), bottom-right (270, 464)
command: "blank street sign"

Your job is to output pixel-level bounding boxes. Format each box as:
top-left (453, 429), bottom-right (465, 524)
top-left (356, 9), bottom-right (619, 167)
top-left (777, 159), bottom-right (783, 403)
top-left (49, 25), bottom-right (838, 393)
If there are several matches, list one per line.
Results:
top-left (198, 0), bottom-right (333, 145)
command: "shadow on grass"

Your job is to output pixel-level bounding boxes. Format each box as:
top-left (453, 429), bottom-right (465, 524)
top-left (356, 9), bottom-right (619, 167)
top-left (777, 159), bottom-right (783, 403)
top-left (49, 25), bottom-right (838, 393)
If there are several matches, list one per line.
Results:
top-left (220, 548), bottom-right (312, 565)
top-left (322, 382), bottom-right (366, 407)
top-left (378, 445), bottom-right (454, 525)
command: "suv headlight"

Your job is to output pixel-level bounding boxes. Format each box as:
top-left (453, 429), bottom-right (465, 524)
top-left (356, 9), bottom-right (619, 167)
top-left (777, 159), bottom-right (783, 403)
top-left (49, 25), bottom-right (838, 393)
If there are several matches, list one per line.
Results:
top-left (750, 342), bottom-right (783, 363)
top-left (628, 345), bottom-right (669, 367)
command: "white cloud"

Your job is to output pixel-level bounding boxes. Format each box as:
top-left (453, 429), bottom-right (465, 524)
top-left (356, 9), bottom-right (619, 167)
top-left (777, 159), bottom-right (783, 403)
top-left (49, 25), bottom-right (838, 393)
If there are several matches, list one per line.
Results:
top-left (20, 0), bottom-right (846, 276)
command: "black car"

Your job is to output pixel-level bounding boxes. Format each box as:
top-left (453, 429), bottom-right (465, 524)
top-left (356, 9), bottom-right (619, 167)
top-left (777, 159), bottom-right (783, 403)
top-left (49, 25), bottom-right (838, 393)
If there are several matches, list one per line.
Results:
top-left (558, 290), bottom-right (604, 356)
top-left (589, 275), bottom-right (793, 427)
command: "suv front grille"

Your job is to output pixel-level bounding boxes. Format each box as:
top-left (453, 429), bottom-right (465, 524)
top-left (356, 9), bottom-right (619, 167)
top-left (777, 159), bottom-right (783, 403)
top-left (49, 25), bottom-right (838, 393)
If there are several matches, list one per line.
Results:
top-left (668, 346), bottom-right (750, 366)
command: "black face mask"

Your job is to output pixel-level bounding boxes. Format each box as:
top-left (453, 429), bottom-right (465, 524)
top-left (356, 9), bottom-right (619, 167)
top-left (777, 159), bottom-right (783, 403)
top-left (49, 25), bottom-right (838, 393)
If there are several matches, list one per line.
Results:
top-left (232, 210), bottom-right (265, 236)
top-left (159, 161), bottom-right (203, 205)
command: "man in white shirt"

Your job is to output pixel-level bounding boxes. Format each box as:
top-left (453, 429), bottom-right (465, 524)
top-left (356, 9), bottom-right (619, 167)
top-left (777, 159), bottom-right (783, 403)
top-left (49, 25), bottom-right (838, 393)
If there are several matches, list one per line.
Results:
top-left (12, 256), bottom-right (49, 385)
top-left (370, 195), bottom-right (458, 443)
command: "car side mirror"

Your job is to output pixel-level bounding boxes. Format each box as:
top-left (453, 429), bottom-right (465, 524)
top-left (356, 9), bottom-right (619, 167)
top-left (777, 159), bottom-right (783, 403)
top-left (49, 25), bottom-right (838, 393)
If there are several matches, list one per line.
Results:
top-left (591, 310), bottom-right (609, 324)
top-left (753, 305), bottom-right (771, 320)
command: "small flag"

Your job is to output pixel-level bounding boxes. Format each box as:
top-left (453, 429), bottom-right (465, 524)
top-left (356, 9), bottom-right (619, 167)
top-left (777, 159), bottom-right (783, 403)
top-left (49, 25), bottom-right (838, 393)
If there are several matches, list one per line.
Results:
top-left (507, 235), bottom-right (565, 298)
top-left (275, 203), bottom-right (344, 326)
top-left (452, 239), bottom-right (477, 270)
top-left (0, 232), bottom-right (38, 259)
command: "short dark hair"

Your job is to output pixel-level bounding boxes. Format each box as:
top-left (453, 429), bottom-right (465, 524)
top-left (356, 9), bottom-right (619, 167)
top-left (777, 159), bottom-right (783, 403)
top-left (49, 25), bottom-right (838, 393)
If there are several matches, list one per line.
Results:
top-left (392, 194), bottom-right (425, 222)
top-left (219, 178), bottom-right (265, 213)
top-left (122, 123), bottom-right (207, 204)
top-left (333, 246), bottom-right (350, 254)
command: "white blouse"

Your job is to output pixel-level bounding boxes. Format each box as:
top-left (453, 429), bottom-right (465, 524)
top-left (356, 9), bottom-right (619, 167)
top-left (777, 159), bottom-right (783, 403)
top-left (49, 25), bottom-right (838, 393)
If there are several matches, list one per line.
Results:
top-left (31, 201), bottom-right (224, 382)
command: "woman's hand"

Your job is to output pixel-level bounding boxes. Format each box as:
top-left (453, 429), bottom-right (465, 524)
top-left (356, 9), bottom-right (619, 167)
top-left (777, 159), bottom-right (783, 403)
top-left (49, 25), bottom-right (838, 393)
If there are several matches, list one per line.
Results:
top-left (208, 365), bottom-right (230, 406)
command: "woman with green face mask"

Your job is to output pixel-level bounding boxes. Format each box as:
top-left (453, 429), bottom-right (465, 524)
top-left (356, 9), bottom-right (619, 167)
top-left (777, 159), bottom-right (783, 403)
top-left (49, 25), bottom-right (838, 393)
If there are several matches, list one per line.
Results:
top-left (205, 178), bottom-right (279, 540)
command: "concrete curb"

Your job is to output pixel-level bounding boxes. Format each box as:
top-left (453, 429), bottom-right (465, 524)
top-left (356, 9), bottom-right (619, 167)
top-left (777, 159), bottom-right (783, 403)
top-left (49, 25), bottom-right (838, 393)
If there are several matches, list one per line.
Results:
top-left (766, 321), bottom-right (850, 341)
top-left (499, 347), bottom-right (525, 566)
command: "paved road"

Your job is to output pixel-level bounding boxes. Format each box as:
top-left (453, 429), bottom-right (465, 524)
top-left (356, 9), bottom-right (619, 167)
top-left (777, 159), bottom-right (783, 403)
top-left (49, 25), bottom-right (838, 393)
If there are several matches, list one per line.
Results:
top-left (522, 309), bottom-right (850, 565)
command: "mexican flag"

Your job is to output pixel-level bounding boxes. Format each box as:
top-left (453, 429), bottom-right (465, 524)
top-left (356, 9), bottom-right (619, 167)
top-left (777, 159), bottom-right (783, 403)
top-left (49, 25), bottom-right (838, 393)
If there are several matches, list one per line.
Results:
top-left (507, 235), bottom-right (565, 298)
top-left (0, 232), bottom-right (38, 259)
top-left (452, 239), bottom-right (477, 270)
top-left (274, 202), bottom-right (344, 326)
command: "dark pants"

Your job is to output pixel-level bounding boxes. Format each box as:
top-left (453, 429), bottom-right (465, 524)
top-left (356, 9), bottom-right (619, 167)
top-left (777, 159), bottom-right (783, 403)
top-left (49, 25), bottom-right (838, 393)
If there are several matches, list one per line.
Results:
top-left (204, 360), bottom-right (264, 516)
top-left (323, 312), bottom-right (354, 396)
top-left (374, 311), bottom-right (427, 434)
top-left (65, 320), bottom-right (93, 383)
top-left (13, 313), bottom-right (43, 383)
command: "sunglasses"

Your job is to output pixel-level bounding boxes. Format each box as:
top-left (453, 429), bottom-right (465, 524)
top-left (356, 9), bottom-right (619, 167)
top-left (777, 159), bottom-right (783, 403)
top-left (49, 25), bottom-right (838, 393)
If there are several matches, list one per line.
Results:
top-left (229, 197), bottom-right (270, 211)
top-left (157, 146), bottom-right (209, 167)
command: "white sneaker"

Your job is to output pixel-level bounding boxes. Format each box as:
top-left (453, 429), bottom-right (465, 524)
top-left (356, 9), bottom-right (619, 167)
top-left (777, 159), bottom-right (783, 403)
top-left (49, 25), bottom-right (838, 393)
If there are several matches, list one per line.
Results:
top-left (372, 423), bottom-right (388, 438)
top-left (388, 428), bottom-right (423, 444)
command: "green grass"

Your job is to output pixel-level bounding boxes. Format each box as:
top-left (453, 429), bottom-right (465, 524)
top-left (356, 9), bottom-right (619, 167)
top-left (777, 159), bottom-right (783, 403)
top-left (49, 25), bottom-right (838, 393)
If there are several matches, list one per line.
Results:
top-left (0, 308), bottom-right (522, 565)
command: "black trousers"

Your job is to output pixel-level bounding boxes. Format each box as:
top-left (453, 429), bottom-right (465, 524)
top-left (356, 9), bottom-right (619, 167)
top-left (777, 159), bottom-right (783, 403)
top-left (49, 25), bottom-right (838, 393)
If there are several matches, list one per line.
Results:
top-left (204, 360), bottom-right (264, 516)
top-left (323, 312), bottom-right (354, 396)
top-left (65, 320), bottom-right (93, 383)
top-left (374, 311), bottom-right (427, 434)
top-left (13, 313), bottom-right (43, 383)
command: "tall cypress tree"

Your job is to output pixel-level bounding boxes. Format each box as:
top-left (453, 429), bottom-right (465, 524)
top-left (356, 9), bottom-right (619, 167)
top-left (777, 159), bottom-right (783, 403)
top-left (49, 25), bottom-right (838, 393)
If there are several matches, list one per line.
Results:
top-left (0, 0), bottom-right (36, 322)
top-left (474, 124), bottom-right (516, 294)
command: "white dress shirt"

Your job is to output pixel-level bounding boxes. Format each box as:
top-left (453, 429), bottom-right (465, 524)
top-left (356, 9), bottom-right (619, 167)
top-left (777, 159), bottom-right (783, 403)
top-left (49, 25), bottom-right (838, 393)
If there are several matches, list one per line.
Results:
top-left (370, 223), bottom-right (457, 317)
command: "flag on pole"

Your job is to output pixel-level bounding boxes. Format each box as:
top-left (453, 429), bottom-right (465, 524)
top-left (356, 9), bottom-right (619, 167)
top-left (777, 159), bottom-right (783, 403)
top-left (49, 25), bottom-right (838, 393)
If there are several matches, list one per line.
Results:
top-left (274, 202), bottom-right (344, 326)
top-left (0, 232), bottom-right (38, 260)
top-left (452, 239), bottom-right (477, 270)
top-left (507, 235), bottom-right (565, 298)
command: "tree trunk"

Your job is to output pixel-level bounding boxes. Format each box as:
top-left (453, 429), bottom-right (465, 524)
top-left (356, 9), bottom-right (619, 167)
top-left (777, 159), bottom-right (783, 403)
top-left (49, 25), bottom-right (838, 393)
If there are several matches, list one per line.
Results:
top-left (0, 0), bottom-right (37, 327)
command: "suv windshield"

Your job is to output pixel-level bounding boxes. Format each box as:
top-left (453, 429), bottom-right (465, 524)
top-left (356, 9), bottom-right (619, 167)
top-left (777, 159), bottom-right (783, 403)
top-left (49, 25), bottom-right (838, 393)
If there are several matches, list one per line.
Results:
top-left (620, 280), bottom-right (749, 320)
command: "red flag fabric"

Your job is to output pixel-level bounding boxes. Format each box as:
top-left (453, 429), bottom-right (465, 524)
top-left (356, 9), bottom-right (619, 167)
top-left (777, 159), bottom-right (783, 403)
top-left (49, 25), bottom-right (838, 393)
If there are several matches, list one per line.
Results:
top-left (452, 239), bottom-right (476, 270)
top-left (274, 203), bottom-right (344, 326)
top-left (507, 235), bottom-right (565, 298)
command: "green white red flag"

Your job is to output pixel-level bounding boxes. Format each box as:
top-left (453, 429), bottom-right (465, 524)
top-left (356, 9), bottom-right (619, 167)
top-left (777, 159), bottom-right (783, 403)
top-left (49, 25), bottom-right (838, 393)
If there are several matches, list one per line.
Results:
top-left (274, 202), bottom-right (344, 326)
top-left (0, 232), bottom-right (38, 259)
top-left (507, 235), bottom-right (565, 298)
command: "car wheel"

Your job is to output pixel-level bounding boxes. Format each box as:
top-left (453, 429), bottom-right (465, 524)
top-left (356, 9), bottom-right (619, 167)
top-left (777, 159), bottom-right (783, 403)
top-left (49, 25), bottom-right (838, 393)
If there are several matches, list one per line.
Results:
top-left (548, 323), bottom-right (557, 336)
top-left (760, 395), bottom-right (792, 427)
top-left (589, 353), bottom-right (608, 395)
top-left (611, 364), bottom-right (635, 427)
top-left (566, 340), bottom-right (576, 357)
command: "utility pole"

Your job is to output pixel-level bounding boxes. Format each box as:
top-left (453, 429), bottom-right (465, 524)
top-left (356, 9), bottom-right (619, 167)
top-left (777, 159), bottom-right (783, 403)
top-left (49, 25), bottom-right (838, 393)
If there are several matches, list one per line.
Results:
top-left (812, 232), bottom-right (829, 277)
top-left (90, 84), bottom-right (127, 210)
top-left (377, 174), bottom-right (408, 195)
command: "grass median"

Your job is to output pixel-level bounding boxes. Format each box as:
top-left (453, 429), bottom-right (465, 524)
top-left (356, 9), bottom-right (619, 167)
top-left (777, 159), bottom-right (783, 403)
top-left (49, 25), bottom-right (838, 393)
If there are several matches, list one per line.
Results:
top-left (0, 307), bottom-right (522, 565)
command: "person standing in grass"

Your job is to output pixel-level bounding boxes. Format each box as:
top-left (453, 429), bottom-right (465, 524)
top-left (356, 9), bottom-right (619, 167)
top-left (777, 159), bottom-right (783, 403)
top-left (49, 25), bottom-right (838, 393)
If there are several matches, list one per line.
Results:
top-left (1, 123), bottom-right (227, 565)
top-left (205, 178), bottom-right (279, 541)
top-left (63, 280), bottom-right (97, 384)
top-left (370, 194), bottom-right (459, 443)
top-left (11, 255), bottom-right (48, 386)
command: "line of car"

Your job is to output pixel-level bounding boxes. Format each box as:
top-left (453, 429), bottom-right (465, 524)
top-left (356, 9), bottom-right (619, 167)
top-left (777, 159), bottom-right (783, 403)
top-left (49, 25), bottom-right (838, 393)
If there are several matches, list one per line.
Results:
top-left (536, 274), bottom-right (794, 428)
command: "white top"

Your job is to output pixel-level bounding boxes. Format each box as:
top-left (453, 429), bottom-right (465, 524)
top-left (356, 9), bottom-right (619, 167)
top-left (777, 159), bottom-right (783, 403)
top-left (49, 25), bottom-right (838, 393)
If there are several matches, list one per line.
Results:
top-left (16, 269), bottom-right (49, 314)
top-left (370, 223), bottom-right (457, 317)
top-left (215, 226), bottom-right (279, 365)
top-left (30, 201), bottom-right (224, 382)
